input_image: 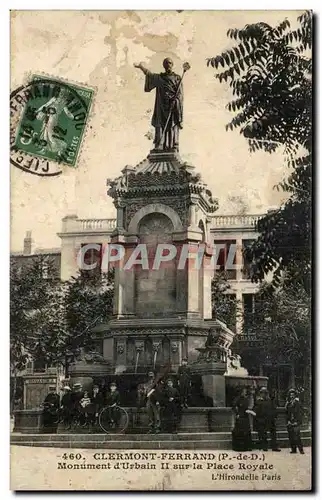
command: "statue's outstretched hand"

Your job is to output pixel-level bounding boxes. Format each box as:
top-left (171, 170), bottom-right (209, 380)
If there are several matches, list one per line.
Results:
top-left (134, 62), bottom-right (148, 74)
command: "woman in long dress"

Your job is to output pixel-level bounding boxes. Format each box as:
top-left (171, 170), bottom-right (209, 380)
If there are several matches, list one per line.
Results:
top-left (35, 89), bottom-right (74, 154)
top-left (232, 387), bottom-right (253, 451)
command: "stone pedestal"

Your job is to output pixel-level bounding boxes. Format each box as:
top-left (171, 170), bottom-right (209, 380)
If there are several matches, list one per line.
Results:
top-left (23, 372), bottom-right (58, 410)
top-left (69, 362), bottom-right (111, 390)
top-left (120, 407), bottom-right (230, 433)
top-left (191, 361), bottom-right (227, 407)
top-left (202, 373), bottom-right (226, 407)
top-left (179, 408), bottom-right (208, 432)
top-left (13, 409), bottom-right (43, 433)
top-left (208, 407), bottom-right (234, 432)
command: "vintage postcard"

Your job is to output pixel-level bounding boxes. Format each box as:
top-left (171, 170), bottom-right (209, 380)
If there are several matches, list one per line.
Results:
top-left (10, 10), bottom-right (312, 491)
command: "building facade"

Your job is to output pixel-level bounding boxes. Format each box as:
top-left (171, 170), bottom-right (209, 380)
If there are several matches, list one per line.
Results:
top-left (12, 212), bottom-right (295, 404)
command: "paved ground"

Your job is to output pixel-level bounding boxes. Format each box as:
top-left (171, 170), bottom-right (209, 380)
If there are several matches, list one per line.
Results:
top-left (10, 445), bottom-right (311, 491)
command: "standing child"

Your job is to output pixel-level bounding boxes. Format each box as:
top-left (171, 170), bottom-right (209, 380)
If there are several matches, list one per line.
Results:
top-left (106, 382), bottom-right (121, 428)
top-left (80, 391), bottom-right (92, 427)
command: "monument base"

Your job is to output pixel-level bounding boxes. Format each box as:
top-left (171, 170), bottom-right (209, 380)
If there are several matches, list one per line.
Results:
top-left (191, 361), bottom-right (227, 407)
top-left (98, 316), bottom-right (234, 374)
top-left (68, 362), bottom-right (112, 391)
top-left (12, 406), bottom-right (311, 436)
top-left (13, 410), bottom-right (43, 434)
top-left (23, 372), bottom-right (58, 410)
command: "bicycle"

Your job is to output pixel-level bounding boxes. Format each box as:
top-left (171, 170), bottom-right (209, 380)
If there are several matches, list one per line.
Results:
top-left (98, 405), bottom-right (129, 434)
top-left (56, 406), bottom-right (86, 430)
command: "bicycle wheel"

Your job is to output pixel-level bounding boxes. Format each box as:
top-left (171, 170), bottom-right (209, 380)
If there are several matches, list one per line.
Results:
top-left (99, 406), bottom-right (129, 434)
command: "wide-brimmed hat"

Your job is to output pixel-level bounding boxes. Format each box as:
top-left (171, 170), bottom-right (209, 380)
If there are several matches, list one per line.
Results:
top-left (63, 386), bottom-right (71, 391)
top-left (259, 387), bottom-right (268, 393)
top-left (288, 388), bottom-right (297, 394)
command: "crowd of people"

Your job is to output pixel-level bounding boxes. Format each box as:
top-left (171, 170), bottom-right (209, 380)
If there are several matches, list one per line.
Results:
top-left (41, 358), bottom-right (192, 434)
top-left (42, 381), bottom-right (122, 433)
top-left (232, 386), bottom-right (305, 454)
top-left (41, 366), bottom-right (306, 453)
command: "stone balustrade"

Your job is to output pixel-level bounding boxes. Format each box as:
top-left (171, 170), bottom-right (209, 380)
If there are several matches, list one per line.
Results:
top-left (60, 215), bottom-right (117, 234)
top-left (60, 214), bottom-right (266, 235)
top-left (212, 214), bottom-right (264, 229)
top-left (79, 218), bottom-right (117, 231)
top-left (60, 214), bottom-right (265, 235)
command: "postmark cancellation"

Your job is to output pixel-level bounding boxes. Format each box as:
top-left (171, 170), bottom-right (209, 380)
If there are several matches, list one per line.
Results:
top-left (11, 74), bottom-right (95, 175)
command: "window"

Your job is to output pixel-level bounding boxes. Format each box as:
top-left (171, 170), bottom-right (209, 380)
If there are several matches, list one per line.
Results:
top-left (81, 243), bottom-right (102, 278)
top-left (214, 240), bottom-right (236, 279)
top-left (243, 293), bottom-right (256, 333)
top-left (242, 239), bottom-right (255, 279)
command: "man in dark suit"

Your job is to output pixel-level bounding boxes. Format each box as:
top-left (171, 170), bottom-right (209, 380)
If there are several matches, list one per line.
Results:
top-left (177, 358), bottom-right (191, 408)
top-left (286, 388), bottom-right (304, 454)
top-left (143, 371), bottom-right (162, 434)
top-left (42, 386), bottom-right (60, 433)
top-left (70, 383), bottom-right (84, 426)
top-left (254, 387), bottom-right (281, 451)
top-left (60, 386), bottom-right (73, 430)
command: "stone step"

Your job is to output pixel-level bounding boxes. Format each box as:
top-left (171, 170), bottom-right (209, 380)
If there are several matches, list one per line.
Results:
top-left (11, 431), bottom-right (311, 450)
top-left (11, 432), bottom-right (227, 442)
top-left (10, 437), bottom-right (312, 450)
top-left (11, 429), bottom-right (311, 442)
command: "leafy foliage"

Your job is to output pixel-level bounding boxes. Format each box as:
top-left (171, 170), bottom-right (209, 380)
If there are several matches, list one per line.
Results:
top-left (211, 271), bottom-right (241, 332)
top-left (10, 255), bottom-right (115, 378)
top-left (208, 11), bottom-right (312, 290)
top-left (242, 280), bottom-right (310, 368)
top-left (30, 270), bottom-right (115, 375)
top-left (10, 255), bottom-right (59, 375)
top-left (207, 12), bottom-right (312, 153)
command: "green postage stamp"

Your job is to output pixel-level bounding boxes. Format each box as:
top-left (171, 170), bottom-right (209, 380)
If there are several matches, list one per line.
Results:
top-left (14, 75), bottom-right (95, 167)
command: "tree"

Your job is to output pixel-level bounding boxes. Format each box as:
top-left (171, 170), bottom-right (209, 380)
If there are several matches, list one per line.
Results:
top-left (211, 271), bottom-right (241, 332)
top-left (30, 269), bottom-right (115, 377)
top-left (242, 280), bottom-right (311, 398)
top-left (11, 252), bottom-right (115, 384)
top-left (10, 255), bottom-right (59, 408)
top-left (208, 11), bottom-right (312, 291)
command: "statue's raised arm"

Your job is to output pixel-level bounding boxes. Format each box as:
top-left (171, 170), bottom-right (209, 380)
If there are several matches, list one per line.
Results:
top-left (134, 58), bottom-right (190, 152)
top-left (133, 62), bottom-right (149, 75)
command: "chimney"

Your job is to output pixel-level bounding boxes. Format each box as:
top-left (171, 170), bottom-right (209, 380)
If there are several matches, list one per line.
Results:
top-left (23, 230), bottom-right (33, 255)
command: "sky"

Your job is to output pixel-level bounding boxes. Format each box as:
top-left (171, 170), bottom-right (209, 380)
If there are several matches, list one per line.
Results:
top-left (10, 10), bottom-right (303, 252)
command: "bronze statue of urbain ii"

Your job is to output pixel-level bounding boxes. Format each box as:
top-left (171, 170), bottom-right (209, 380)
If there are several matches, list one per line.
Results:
top-left (134, 58), bottom-right (190, 152)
